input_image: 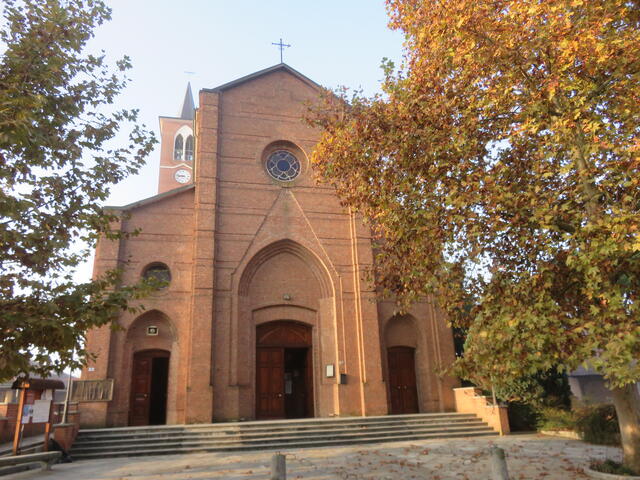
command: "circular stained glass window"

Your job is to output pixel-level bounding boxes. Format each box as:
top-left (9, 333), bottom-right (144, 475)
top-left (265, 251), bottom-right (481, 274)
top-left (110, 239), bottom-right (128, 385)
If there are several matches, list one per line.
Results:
top-left (266, 150), bottom-right (301, 182)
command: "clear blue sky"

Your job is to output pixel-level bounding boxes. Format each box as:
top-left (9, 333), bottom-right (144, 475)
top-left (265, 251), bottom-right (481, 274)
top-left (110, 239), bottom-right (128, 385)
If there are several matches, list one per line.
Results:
top-left (96, 0), bottom-right (405, 206)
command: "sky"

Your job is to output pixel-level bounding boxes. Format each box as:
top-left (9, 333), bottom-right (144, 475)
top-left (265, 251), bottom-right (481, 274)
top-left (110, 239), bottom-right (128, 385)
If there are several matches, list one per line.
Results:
top-left (70, 0), bottom-right (406, 281)
top-left (97, 0), bottom-right (405, 207)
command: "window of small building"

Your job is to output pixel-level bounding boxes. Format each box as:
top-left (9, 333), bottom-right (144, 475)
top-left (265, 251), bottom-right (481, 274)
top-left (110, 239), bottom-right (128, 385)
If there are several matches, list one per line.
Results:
top-left (0, 388), bottom-right (18, 403)
top-left (142, 263), bottom-right (171, 288)
top-left (184, 135), bottom-right (194, 161)
top-left (174, 135), bottom-right (184, 161)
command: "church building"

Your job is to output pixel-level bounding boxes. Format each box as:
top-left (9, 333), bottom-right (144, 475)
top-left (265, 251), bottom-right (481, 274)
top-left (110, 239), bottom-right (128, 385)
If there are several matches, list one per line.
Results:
top-left (79, 64), bottom-right (459, 427)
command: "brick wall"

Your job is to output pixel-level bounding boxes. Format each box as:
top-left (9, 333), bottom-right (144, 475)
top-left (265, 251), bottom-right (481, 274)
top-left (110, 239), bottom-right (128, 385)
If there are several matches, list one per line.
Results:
top-left (82, 66), bottom-right (458, 426)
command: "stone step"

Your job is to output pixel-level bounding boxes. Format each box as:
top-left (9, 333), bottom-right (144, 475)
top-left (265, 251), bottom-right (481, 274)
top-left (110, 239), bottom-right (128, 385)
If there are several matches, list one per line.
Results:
top-left (71, 428), bottom-right (497, 460)
top-left (70, 413), bottom-right (498, 459)
top-left (76, 413), bottom-right (476, 437)
top-left (0, 439), bottom-right (44, 458)
top-left (74, 421), bottom-right (489, 448)
top-left (75, 417), bottom-right (484, 443)
top-left (71, 424), bottom-right (492, 453)
top-left (0, 463), bottom-right (42, 476)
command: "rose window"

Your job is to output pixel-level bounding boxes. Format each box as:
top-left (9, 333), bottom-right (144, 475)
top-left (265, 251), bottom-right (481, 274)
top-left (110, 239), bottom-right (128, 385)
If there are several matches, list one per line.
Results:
top-left (266, 150), bottom-right (301, 182)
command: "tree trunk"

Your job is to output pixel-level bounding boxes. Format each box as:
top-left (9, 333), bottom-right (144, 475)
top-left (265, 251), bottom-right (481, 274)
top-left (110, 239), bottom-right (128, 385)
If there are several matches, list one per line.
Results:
top-left (611, 384), bottom-right (640, 473)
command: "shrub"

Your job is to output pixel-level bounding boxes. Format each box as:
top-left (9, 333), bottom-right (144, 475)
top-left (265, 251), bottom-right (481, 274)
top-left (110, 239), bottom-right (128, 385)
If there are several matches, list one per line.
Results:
top-left (575, 404), bottom-right (621, 446)
top-left (507, 402), bottom-right (539, 431)
top-left (537, 407), bottom-right (576, 431)
top-left (590, 459), bottom-right (638, 476)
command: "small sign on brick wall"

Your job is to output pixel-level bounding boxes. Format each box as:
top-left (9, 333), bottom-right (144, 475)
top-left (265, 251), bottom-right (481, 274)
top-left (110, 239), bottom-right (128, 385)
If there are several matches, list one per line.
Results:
top-left (146, 326), bottom-right (159, 336)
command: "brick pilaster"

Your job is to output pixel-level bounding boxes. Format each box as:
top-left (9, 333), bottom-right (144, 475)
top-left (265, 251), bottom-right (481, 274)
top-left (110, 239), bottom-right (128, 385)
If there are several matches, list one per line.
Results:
top-left (184, 91), bottom-right (219, 423)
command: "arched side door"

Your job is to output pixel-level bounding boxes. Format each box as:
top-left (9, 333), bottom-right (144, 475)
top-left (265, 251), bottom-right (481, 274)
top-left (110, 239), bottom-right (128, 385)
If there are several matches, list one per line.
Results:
top-left (129, 349), bottom-right (170, 426)
top-left (387, 346), bottom-right (419, 414)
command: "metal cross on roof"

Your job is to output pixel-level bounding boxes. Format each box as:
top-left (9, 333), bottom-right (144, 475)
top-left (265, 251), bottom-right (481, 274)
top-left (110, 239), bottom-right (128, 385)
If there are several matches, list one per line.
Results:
top-left (272, 38), bottom-right (291, 63)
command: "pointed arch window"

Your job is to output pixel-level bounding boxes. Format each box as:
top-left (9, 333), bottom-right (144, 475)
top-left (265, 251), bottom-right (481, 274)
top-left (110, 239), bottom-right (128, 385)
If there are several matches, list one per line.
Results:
top-left (184, 135), bottom-right (194, 161)
top-left (174, 135), bottom-right (184, 161)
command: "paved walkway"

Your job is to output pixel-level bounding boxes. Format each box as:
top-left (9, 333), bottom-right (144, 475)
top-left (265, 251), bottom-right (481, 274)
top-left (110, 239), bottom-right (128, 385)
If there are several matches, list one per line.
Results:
top-left (6, 434), bottom-right (622, 479)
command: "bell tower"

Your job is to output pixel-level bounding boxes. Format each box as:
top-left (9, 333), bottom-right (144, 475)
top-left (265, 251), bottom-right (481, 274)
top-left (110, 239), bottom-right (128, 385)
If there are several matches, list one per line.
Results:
top-left (157, 83), bottom-right (195, 193)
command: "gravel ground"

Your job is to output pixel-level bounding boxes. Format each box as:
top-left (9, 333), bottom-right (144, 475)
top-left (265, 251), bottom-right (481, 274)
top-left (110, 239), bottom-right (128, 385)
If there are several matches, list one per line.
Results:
top-left (6, 434), bottom-right (623, 480)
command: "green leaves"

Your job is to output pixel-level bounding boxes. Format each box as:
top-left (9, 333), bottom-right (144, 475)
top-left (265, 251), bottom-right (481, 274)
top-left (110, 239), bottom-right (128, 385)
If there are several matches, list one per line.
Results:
top-left (308, 0), bottom-right (640, 390)
top-left (0, 0), bottom-right (157, 381)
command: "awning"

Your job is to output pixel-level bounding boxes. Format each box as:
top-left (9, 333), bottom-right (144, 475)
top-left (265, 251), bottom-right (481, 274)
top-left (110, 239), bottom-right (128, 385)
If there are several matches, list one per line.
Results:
top-left (11, 378), bottom-right (65, 390)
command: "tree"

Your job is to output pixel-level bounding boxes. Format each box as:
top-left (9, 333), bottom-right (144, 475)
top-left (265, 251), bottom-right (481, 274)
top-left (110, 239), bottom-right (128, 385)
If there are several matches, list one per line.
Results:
top-left (0, 0), bottom-right (156, 381)
top-left (309, 0), bottom-right (640, 471)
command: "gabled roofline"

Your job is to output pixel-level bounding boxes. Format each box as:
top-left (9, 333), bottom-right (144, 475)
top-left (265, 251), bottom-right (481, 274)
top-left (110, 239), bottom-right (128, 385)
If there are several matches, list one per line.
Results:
top-left (159, 115), bottom-right (193, 121)
top-left (104, 184), bottom-right (195, 212)
top-left (202, 63), bottom-right (322, 93)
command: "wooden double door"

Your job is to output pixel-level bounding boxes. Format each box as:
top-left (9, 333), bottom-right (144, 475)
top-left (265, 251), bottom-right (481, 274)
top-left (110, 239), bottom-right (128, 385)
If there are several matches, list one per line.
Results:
top-left (255, 321), bottom-right (314, 420)
top-left (387, 346), bottom-right (419, 414)
top-left (129, 349), bottom-right (170, 426)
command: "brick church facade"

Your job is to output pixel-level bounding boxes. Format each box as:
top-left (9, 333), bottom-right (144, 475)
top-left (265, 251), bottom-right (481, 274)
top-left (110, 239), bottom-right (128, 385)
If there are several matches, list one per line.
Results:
top-left (80, 64), bottom-right (459, 427)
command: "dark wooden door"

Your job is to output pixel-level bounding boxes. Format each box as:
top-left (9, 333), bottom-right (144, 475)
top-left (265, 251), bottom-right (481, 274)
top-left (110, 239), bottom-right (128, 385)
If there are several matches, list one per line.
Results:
top-left (387, 346), bottom-right (419, 414)
top-left (256, 321), bottom-right (314, 420)
top-left (256, 347), bottom-right (285, 419)
top-left (129, 350), bottom-right (169, 426)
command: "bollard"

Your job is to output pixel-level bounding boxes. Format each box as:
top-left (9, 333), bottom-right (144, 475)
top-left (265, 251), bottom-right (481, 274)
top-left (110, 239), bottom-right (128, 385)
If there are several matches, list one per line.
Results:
top-left (271, 453), bottom-right (286, 480)
top-left (489, 445), bottom-right (510, 480)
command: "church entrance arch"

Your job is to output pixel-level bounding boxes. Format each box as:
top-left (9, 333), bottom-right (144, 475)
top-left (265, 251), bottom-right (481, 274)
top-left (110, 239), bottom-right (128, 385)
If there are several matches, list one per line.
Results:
top-left (129, 349), bottom-right (170, 426)
top-left (255, 321), bottom-right (313, 420)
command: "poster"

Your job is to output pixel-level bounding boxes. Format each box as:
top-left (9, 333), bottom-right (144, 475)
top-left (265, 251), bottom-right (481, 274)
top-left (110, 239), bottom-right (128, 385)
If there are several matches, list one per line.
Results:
top-left (21, 404), bottom-right (33, 424)
top-left (31, 400), bottom-right (51, 423)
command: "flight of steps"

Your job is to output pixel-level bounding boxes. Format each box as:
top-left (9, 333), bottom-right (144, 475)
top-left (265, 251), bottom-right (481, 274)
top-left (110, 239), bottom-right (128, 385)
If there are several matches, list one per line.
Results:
top-left (0, 440), bottom-right (43, 458)
top-left (70, 413), bottom-right (497, 460)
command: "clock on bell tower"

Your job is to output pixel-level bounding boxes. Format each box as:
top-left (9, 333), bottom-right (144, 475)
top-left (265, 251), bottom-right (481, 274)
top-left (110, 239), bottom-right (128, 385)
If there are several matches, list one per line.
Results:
top-left (157, 83), bottom-right (195, 194)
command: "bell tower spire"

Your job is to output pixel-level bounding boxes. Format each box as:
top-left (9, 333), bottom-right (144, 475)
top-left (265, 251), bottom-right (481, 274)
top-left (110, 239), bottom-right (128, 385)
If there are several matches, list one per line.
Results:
top-left (179, 82), bottom-right (195, 120)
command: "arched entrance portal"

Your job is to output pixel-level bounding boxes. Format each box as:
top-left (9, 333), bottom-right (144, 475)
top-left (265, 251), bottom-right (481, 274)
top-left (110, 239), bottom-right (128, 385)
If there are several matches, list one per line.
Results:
top-left (387, 346), bottom-right (419, 414)
top-left (129, 349), bottom-right (170, 426)
top-left (256, 321), bottom-right (314, 420)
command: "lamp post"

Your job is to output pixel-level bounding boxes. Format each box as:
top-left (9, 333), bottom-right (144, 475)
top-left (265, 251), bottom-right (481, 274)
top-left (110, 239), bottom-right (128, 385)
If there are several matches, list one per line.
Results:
top-left (61, 350), bottom-right (74, 424)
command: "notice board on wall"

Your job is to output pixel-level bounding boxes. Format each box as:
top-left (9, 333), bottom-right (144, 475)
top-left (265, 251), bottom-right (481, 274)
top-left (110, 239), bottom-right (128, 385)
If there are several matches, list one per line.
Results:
top-left (31, 400), bottom-right (51, 423)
